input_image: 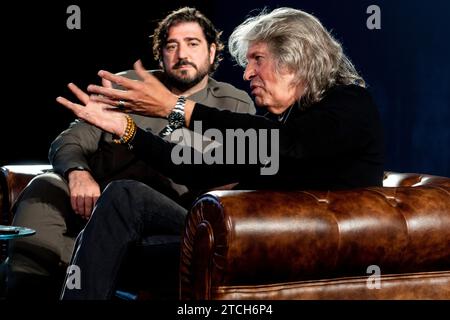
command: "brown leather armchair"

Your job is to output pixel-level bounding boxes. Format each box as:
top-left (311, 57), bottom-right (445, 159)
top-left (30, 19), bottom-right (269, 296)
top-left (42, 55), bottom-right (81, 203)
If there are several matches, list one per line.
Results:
top-left (1, 165), bottom-right (450, 299)
top-left (180, 172), bottom-right (450, 300)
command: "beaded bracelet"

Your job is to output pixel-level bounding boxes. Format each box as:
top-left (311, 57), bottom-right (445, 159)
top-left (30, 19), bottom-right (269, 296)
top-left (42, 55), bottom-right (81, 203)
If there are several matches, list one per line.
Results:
top-left (112, 115), bottom-right (137, 144)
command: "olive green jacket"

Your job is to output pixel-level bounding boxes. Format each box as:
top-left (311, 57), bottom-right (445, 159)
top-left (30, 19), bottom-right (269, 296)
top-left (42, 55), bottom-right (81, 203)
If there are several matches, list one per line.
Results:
top-left (49, 70), bottom-right (254, 202)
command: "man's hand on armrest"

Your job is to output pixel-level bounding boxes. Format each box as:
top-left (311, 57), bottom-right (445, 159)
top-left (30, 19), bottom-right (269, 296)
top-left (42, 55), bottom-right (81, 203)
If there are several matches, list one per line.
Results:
top-left (67, 169), bottom-right (100, 220)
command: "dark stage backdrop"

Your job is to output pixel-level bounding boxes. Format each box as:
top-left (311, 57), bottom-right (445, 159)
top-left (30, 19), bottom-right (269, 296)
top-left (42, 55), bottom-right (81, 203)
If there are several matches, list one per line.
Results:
top-left (2, 0), bottom-right (449, 177)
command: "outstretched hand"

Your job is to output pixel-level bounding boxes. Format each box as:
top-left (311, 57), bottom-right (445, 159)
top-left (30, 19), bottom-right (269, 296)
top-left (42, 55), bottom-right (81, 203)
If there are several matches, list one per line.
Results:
top-left (56, 83), bottom-right (128, 137)
top-left (88, 60), bottom-right (178, 118)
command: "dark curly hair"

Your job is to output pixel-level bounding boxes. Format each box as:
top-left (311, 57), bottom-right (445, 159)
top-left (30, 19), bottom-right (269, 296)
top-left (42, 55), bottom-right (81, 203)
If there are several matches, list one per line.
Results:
top-left (152, 7), bottom-right (224, 73)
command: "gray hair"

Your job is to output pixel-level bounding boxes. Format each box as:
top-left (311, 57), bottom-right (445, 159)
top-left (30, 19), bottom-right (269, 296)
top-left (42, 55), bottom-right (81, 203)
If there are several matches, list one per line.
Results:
top-left (229, 7), bottom-right (365, 107)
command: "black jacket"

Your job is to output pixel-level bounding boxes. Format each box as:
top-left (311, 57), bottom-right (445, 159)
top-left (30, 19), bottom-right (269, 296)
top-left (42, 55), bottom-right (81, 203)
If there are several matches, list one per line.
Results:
top-left (130, 84), bottom-right (384, 191)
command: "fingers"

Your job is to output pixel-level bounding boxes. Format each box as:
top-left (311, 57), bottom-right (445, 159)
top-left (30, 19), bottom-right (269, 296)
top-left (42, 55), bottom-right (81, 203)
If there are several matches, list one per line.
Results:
top-left (67, 83), bottom-right (90, 104)
top-left (56, 96), bottom-right (82, 115)
top-left (102, 77), bottom-right (113, 88)
top-left (70, 194), bottom-right (86, 218)
top-left (90, 94), bottom-right (118, 107)
top-left (76, 194), bottom-right (85, 217)
top-left (93, 195), bottom-right (99, 206)
top-left (87, 84), bottom-right (131, 101)
top-left (82, 195), bottom-right (99, 220)
top-left (133, 60), bottom-right (151, 81)
top-left (71, 194), bottom-right (96, 219)
top-left (84, 196), bottom-right (93, 219)
top-left (97, 69), bottom-right (139, 90)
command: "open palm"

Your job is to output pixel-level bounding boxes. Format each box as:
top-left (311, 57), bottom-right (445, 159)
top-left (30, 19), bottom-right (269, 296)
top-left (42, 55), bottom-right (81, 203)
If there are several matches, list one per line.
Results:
top-left (56, 83), bottom-right (127, 137)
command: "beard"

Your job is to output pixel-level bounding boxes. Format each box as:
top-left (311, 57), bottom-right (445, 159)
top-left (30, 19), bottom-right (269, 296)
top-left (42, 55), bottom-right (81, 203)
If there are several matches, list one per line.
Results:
top-left (164, 58), bottom-right (211, 92)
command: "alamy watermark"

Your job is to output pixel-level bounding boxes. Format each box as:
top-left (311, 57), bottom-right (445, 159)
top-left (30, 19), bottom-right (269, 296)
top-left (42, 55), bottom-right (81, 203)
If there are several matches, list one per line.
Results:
top-left (366, 264), bottom-right (381, 289)
top-left (66, 5), bottom-right (81, 30)
top-left (66, 5), bottom-right (380, 31)
top-left (65, 264), bottom-right (81, 290)
top-left (169, 121), bottom-right (280, 176)
top-left (367, 5), bottom-right (381, 30)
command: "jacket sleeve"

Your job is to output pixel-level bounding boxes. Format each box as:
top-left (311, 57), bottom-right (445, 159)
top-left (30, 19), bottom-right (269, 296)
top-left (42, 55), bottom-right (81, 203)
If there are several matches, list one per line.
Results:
top-left (130, 126), bottom-right (263, 189)
top-left (129, 102), bottom-right (282, 188)
top-left (190, 99), bottom-right (375, 162)
top-left (127, 87), bottom-right (377, 189)
top-left (49, 120), bottom-right (103, 177)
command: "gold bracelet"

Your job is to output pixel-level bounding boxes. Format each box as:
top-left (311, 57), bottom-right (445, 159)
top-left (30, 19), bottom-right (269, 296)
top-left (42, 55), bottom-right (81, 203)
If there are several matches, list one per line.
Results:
top-left (113, 115), bottom-right (137, 144)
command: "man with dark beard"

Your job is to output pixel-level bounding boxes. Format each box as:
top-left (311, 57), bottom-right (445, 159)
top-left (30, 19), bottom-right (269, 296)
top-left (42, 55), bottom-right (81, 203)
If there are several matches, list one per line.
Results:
top-left (4, 7), bottom-right (254, 300)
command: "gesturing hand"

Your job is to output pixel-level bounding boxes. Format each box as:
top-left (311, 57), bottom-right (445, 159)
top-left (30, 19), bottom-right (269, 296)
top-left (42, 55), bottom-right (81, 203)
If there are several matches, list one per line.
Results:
top-left (88, 60), bottom-right (178, 118)
top-left (56, 83), bottom-right (128, 137)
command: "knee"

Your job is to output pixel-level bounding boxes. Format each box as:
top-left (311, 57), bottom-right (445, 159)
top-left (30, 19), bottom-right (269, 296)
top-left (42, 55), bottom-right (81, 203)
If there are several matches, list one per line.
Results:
top-left (102, 179), bottom-right (148, 200)
top-left (16, 173), bottom-right (69, 202)
top-left (105, 179), bottom-right (164, 197)
top-left (93, 180), bottom-right (149, 220)
top-left (12, 172), bottom-right (71, 228)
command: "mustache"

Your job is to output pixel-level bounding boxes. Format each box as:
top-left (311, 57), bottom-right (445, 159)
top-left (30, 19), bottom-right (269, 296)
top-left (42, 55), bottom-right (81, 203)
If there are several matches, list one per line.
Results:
top-left (173, 59), bottom-right (197, 69)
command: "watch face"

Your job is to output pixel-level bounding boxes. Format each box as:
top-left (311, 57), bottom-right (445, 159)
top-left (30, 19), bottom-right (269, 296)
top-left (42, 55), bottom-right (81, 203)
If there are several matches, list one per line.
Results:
top-left (168, 110), bottom-right (185, 128)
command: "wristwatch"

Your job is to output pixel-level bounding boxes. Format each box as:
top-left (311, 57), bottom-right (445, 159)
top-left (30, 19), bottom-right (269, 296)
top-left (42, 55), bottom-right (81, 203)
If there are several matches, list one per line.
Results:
top-left (159, 96), bottom-right (186, 137)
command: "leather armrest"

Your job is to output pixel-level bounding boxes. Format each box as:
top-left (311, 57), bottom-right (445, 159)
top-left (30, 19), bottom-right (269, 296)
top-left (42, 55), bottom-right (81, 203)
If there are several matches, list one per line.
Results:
top-left (180, 185), bottom-right (450, 299)
top-left (383, 171), bottom-right (450, 187)
top-left (0, 164), bottom-right (52, 224)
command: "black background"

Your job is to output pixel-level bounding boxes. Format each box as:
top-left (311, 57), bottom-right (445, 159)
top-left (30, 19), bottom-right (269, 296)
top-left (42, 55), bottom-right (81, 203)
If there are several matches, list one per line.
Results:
top-left (2, 0), bottom-right (449, 177)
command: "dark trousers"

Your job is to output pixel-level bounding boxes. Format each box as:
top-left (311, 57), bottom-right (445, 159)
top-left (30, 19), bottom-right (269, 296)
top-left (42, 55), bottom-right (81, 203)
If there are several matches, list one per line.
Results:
top-left (60, 180), bottom-right (188, 300)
